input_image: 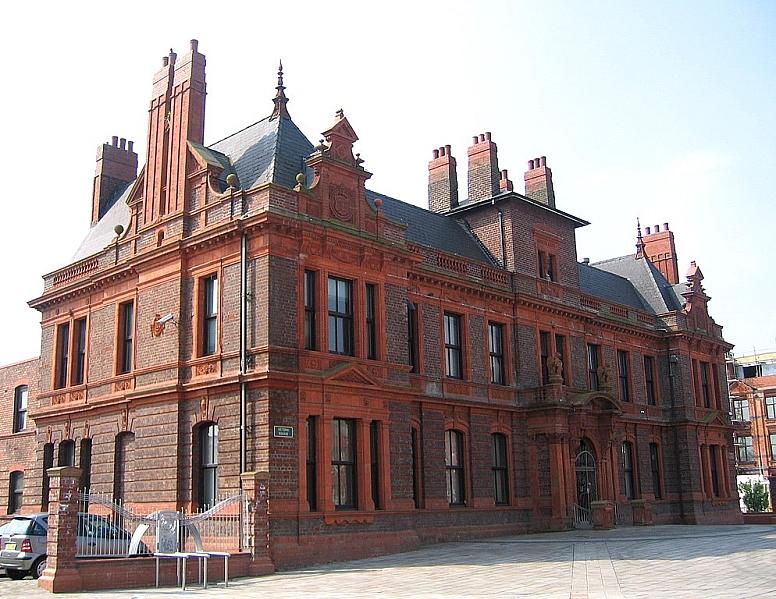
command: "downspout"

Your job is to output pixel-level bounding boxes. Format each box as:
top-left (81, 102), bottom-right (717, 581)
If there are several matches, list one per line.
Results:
top-left (663, 330), bottom-right (685, 521)
top-left (492, 199), bottom-right (507, 269)
top-left (240, 227), bottom-right (248, 480)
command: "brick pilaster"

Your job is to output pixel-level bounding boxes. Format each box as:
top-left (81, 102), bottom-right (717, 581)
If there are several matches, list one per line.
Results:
top-left (38, 466), bottom-right (83, 593)
top-left (240, 470), bottom-right (274, 575)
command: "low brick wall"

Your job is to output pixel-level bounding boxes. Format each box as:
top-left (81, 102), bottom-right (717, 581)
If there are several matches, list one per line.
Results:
top-left (742, 512), bottom-right (776, 525)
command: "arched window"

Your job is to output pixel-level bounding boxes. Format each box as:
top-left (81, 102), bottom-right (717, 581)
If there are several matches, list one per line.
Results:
top-left (113, 432), bottom-right (134, 503)
top-left (41, 443), bottom-right (54, 508)
top-left (445, 430), bottom-right (465, 506)
top-left (8, 471), bottom-right (23, 514)
top-left (200, 423), bottom-right (219, 509)
top-left (13, 385), bottom-right (28, 433)
top-left (492, 433), bottom-right (509, 505)
top-left (58, 440), bottom-right (75, 467)
top-left (79, 438), bottom-right (93, 492)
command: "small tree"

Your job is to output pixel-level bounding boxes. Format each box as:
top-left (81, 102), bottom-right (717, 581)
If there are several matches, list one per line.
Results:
top-left (738, 480), bottom-right (770, 513)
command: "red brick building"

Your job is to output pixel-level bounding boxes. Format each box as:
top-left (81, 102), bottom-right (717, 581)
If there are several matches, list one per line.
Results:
top-left (8, 40), bottom-right (741, 566)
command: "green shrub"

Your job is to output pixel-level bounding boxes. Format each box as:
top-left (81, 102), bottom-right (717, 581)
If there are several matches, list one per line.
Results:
top-left (738, 480), bottom-right (770, 513)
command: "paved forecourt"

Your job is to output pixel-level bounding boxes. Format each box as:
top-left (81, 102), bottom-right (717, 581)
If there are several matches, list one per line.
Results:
top-left (3, 525), bottom-right (776, 598)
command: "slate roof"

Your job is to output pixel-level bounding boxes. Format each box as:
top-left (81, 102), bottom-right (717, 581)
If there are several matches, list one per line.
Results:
top-left (366, 190), bottom-right (497, 264)
top-left (71, 182), bottom-right (133, 262)
top-left (588, 254), bottom-right (686, 314)
top-left (209, 115), bottom-right (314, 191)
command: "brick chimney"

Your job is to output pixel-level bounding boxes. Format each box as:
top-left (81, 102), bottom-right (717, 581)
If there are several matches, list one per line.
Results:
top-left (91, 136), bottom-right (138, 225)
top-left (467, 133), bottom-right (499, 202)
top-left (428, 145), bottom-right (458, 213)
top-left (142, 39), bottom-right (206, 227)
top-left (524, 156), bottom-right (556, 208)
top-left (642, 222), bottom-right (680, 284)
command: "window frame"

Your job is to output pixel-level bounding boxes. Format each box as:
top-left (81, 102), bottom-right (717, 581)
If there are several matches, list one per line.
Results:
top-left (700, 361), bottom-right (711, 408)
top-left (365, 283), bottom-right (377, 360)
top-left (540, 331), bottom-right (550, 385)
top-left (445, 429), bottom-right (466, 506)
top-left (492, 433), bottom-right (509, 505)
top-left (328, 276), bottom-right (354, 356)
top-left (8, 471), bottom-right (23, 514)
top-left (306, 416), bottom-right (317, 511)
top-left (766, 396), bottom-right (776, 420)
top-left (617, 350), bottom-right (631, 402)
top-left (331, 418), bottom-right (357, 510)
top-left (202, 274), bottom-right (219, 357)
top-left (55, 322), bottom-right (71, 389)
top-left (117, 300), bottom-right (134, 374)
top-left (644, 355), bottom-right (657, 405)
top-left (736, 435), bottom-right (755, 463)
top-left (304, 270), bottom-right (317, 351)
top-left (488, 322), bottom-right (505, 385)
top-left (649, 442), bottom-right (662, 500)
top-left (72, 317), bottom-right (87, 385)
top-left (370, 420), bottom-right (380, 509)
top-left (770, 433), bottom-right (776, 461)
top-left (587, 343), bottom-right (600, 391)
top-left (444, 313), bottom-right (463, 379)
top-left (621, 441), bottom-right (636, 500)
top-left (199, 423), bottom-right (219, 509)
top-left (408, 302), bottom-right (419, 373)
top-left (13, 385), bottom-right (28, 433)
top-left (732, 399), bottom-right (751, 422)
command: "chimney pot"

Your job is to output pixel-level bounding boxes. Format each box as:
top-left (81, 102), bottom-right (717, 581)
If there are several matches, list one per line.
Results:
top-left (472, 136), bottom-right (479, 145)
top-left (128, 141), bottom-right (134, 152)
top-left (664, 222), bottom-right (669, 231)
top-left (485, 132), bottom-right (491, 141)
top-left (162, 56), bottom-right (169, 67)
top-left (528, 159), bottom-right (534, 170)
top-left (479, 133), bottom-right (485, 143)
top-left (119, 138), bottom-right (126, 150)
top-left (583, 258), bottom-right (590, 264)
top-left (540, 156), bottom-right (546, 167)
top-left (655, 224), bottom-right (660, 233)
top-left (190, 39), bottom-right (199, 52)
top-left (445, 144), bottom-right (451, 155)
top-left (645, 226), bottom-right (651, 235)
top-left (433, 148), bottom-right (440, 159)
top-left (112, 136), bottom-right (119, 147)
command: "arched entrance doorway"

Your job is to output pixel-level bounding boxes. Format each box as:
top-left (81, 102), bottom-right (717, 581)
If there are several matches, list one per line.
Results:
top-left (574, 439), bottom-right (598, 528)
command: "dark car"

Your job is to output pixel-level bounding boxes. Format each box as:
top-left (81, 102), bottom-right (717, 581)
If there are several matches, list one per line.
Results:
top-left (0, 513), bottom-right (149, 580)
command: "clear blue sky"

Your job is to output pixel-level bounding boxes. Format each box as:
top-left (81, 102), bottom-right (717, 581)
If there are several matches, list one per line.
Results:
top-left (0, 0), bottom-right (773, 366)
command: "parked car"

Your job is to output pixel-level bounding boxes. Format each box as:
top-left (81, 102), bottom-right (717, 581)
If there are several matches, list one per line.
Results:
top-left (0, 513), bottom-right (149, 580)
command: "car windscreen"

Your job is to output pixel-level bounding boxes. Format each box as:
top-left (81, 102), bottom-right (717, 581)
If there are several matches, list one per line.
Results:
top-left (3, 518), bottom-right (35, 536)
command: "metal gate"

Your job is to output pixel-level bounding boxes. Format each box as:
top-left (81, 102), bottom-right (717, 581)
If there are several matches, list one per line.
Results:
top-left (574, 441), bottom-right (597, 529)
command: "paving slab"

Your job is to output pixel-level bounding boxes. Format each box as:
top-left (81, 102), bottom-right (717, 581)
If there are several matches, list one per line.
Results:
top-left (2, 525), bottom-right (776, 598)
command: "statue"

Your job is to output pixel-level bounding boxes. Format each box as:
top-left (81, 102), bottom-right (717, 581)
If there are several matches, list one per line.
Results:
top-left (549, 352), bottom-right (563, 380)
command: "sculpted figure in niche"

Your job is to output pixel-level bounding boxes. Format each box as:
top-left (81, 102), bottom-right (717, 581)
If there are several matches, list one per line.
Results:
top-left (598, 362), bottom-right (613, 387)
top-left (549, 352), bottom-right (563, 379)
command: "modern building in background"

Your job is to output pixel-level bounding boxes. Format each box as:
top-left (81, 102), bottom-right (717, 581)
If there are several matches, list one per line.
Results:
top-left (2, 40), bottom-right (741, 567)
top-left (728, 351), bottom-right (776, 509)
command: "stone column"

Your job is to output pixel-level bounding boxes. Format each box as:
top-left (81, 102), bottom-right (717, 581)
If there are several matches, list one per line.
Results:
top-left (631, 499), bottom-right (654, 526)
top-left (38, 466), bottom-right (83, 592)
top-left (241, 470), bottom-right (274, 576)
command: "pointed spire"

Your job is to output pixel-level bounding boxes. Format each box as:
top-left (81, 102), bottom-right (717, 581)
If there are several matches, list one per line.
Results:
top-left (635, 218), bottom-right (645, 258)
top-left (270, 60), bottom-right (291, 119)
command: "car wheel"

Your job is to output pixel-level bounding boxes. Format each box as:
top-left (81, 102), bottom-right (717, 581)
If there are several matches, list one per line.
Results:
top-left (32, 557), bottom-right (47, 579)
top-left (6, 568), bottom-right (28, 580)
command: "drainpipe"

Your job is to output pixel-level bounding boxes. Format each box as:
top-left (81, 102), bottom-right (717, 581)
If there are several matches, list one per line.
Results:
top-left (492, 199), bottom-right (507, 269)
top-left (240, 229), bottom-right (248, 479)
top-left (661, 328), bottom-right (685, 520)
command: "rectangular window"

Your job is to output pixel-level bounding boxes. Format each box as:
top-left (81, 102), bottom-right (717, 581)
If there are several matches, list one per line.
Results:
top-left (365, 284), bottom-right (377, 360)
top-left (79, 438), bottom-right (92, 493)
top-left (55, 322), bottom-right (70, 389)
top-left (732, 399), bottom-right (751, 422)
top-left (444, 313), bottom-right (463, 379)
top-left (328, 277), bottom-right (354, 356)
top-left (42, 443), bottom-right (54, 508)
top-left (331, 418), bottom-right (356, 509)
top-left (306, 416), bottom-right (317, 511)
top-left (644, 356), bottom-right (657, 405)
top-left (408, 303), bottom-right (418, 373)
top-left (709, 445), bottom-right (720, 498)
top-left (370, 421), bottom-right (380, 509)
top-left (118, 301), bottom-right (134, 374)
top-left (72, 318), bottom-right (87, 385)
top-left (622, 442), bottom-right (636, 500)
top-left (492, 433), bottom-right (509, 505)
top-left (9, 471), bottom-right (23, 513)
top-left (58, 440), bottom-right (75, 467)
top-left (555, 334), bottom-right (567, 385)
top-left (540, 331), bottom-right (550, 385)
top-left (700, 362), bottom-right (711, 408)
top-left (587, 344), bottom-right (600, 391)
top-left (411, 427), bottom-right (421, 508)
top-left (202, 275), bottom-right (219, 356)
top-left (13, 385), bottom-right (28, 433)
top-left (445, 430), bottom-right (465, 506)
top-left (618, 350), bottom-right (631, 402)
top-left (649, 443), bottom-right (662, 500)
top-left (736, 435), bottom-right (755, 462)
top-left (304, 271), bottom-right (317, 351)
top-left (767, 397), bottom-right (776, 420)
top-left (489, 323), bottom-right (505, 385)
top-left (770, 434), bottom-right (776, 460)
top-left (200, 424), bottom-right (219, 509)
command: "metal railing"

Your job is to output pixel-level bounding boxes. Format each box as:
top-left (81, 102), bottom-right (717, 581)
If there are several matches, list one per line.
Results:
top-left (572, 503), bottom-right (592, 529)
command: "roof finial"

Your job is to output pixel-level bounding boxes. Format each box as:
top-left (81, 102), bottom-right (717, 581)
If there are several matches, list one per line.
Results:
top-left (270, 60), bottom-right (291, 120)
top-left (635, 217), bottom-right (645, 258)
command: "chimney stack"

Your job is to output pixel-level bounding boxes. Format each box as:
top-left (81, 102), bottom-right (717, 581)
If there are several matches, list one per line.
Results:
top-left (91, 136), bottom-right (138, 225)
top-left (467, 133), bottom-right (499, 202)
top-left (642, 221), bottom-right (680, 284)
top-left (524, 156), bottom-right (556, 208)
top-left (428, 145), bottom-right (459, 213)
